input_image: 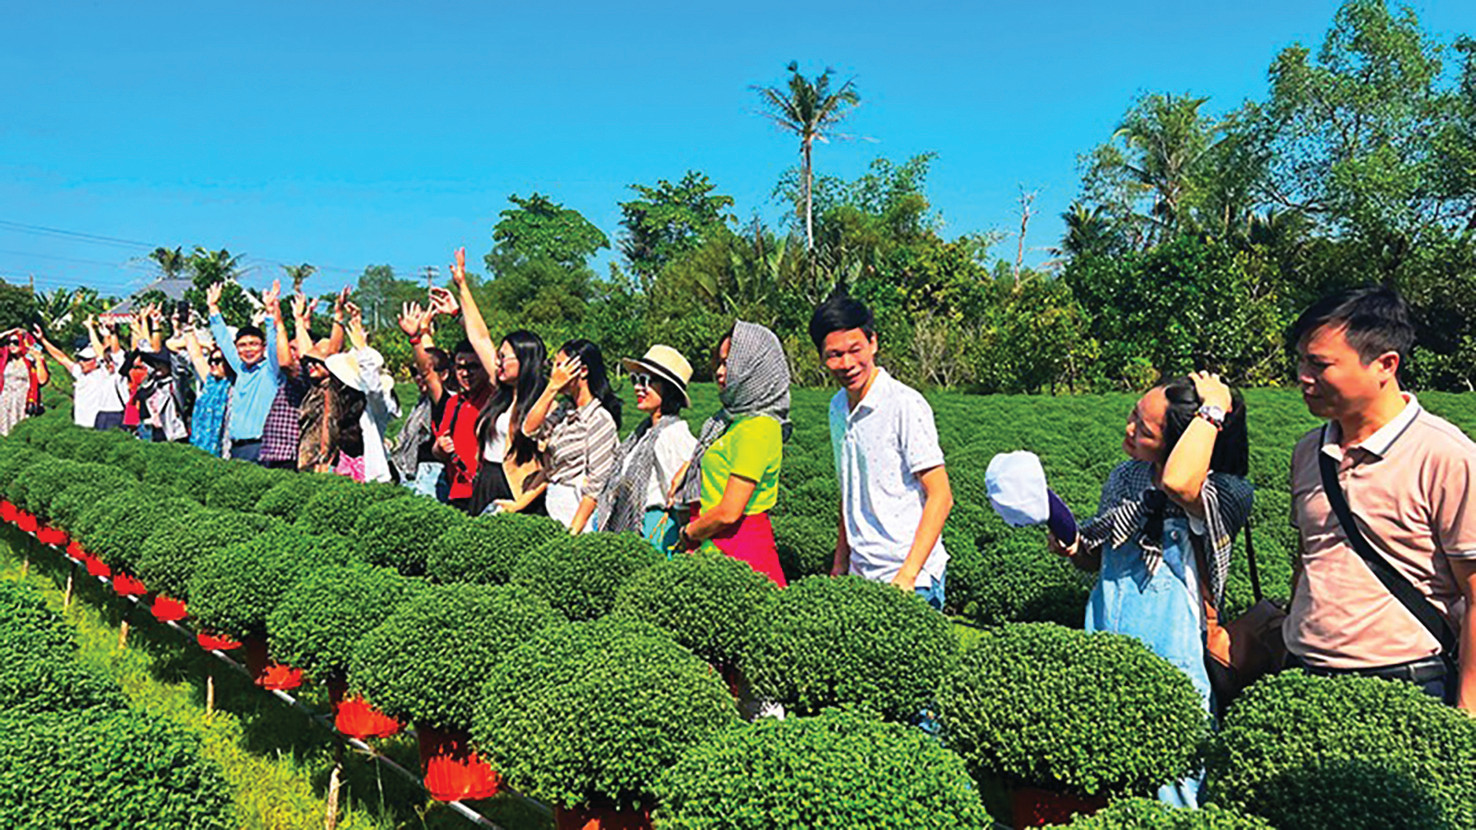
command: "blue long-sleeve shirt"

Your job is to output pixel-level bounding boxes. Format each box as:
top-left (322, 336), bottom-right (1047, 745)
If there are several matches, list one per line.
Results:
top-left (210, 312), bottom-right (280, 441)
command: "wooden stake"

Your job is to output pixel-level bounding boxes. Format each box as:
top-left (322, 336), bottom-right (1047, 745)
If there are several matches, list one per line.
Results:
top-left (117, 619), bottom-right (130, 649)
top-left (324, 744), bottom-right (344, 830)
top-left (62, 572), bottom-right (73, 609)
top-left (206, 674), bottom-right (215, 715)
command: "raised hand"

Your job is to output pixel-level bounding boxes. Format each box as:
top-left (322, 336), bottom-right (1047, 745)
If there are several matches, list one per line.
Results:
top-left (450, 247), bottom-right (467, 287)
top-left (549, 352), bottom-right (584, 390)
top-left (291, 293), bottom-right (309, 322)
top-left (1190, 370), bottom-right (1233, 412)
top-left (206, 282), bottom-right (224, 311)
top-left (334, 287), bottom-right (350, 321)
top-left (398, 301), bottom-right (427, 336)
top-left (428, 286), bottom-right (459, 317)
top-left (262, 280), bottom-right (282, 318)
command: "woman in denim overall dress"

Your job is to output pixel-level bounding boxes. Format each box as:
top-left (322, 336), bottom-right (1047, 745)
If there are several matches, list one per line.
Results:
top-left (1052, 372), bottom-right (1253, 809)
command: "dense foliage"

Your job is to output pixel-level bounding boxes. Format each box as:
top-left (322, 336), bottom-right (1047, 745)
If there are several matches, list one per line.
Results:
top-left (426, 512), bottom-right (565, 585)
top-left (939, 623), bottom-right (1207, 797)
top-left (293, 480), bottom-right (409, 537)
top-left (186, 524), bottom-right (353, 637)
top-left (204, 460), bottom-right (288, 512)
top-left (354, 495), bottom-right (465, 576)
top-left (349, 583), bottom-right (561, 730)
top-left (472, 616), bottom-right (738, 811)
top-left (254, 472), bottom-right (353, 522)
top-left (1045, 798), bottom-right (1273, 829)
top-left (654, 708), bottom-right (993, 829)
top-left (510, 531), bottom-right (661, 620)
top-left (613, 551), bottom-right (776, 668)
top-left (135, 509), bottom-right (278, 600)
top-left (1207, 671), bottom-right (1476, 830)
top-left (266, 564), bottom-right (422, 678)
top-left (744, 575), bottom-right (956, 721)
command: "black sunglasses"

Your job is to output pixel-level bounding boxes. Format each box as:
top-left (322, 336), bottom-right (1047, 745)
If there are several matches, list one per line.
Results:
top-left (208, 356), bottom-right (226, 366)
top-left (631, 373), bottom-right (654, 388)
top-left (300, 357), bottom-right (326, 370)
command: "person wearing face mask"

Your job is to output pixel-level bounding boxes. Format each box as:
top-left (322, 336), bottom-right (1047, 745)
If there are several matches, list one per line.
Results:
top-left (520, 339), bottom-right (622, 533)
top-left (675, 322), bottom-right (790, 586)
top-left (596, 345), bottom-right (698, 553)
top-left (180, 324), bottom-right (234, 457)
top-left (207, 280), bottom-right (282, 462)
top-left (0, 328), bottom-right (49, 436)
top-left (1053, 371), bottom-right (1251, 807)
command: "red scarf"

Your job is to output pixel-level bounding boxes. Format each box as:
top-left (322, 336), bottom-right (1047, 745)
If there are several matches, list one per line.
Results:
top-left (0, 335), bottom-right (41, 412)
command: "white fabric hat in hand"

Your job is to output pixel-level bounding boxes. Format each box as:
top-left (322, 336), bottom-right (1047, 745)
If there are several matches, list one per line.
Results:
top-left (986, 450), bottom-right (1051, 527)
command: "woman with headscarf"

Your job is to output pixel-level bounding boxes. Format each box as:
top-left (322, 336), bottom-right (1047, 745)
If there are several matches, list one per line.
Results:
top-left (676, 322), bottom-right (790, 586)
top-left (597, 345), bottom-right (698, 553)
top-left (0, 329), bottom-right (48, 436)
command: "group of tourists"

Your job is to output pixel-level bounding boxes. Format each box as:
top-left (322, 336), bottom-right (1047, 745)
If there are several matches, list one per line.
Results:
top-left (5, 264), bottom-right (1472, 809)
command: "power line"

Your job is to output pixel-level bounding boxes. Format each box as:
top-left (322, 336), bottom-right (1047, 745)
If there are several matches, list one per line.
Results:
top-left (0, 219), bottom-right (156, 251)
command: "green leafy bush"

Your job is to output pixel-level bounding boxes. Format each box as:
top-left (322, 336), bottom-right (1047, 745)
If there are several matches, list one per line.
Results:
top-left (771, 515), bottom-right (835, 582)
top-left (472, 616), bottom-right (739, 810)
top-left (0, 707), bottom-right (234, 829)
top-left (0, 580), bottom-right (74, 660)
top-left (187, 525), bottom-right (356, 639)
top-left (139, 441), bottom-right (209, 487)
top-left (745, 575), bottom-right (956, 721)
top-left (1045, 798), bottom-right (1273, 829)
top-left (613, 551), bottom-right (776, 668)
top-left (77, 487), bottom-right (200, 572)
top-left (0, 443), bottom-right (43, 491)
top-left (939, 623), bottom-right (1207, 797)
top-left (1206, 671), bottom-right (1476, 830)
top-left (654, 708), bottom-right (993, 830)
top-left (293, 480), bottom-right (410, 537)
top-left (204, 460), bottom-right (289, 512)
top-left (425, 512), bottom-right (564, 585)
top-left (10, 456), bottom-right (86, 518)
top-left (45, 465), bottom-right (139, 532)
top-left (0, 651), bottom-right (128, 715)
top-left (255, 472), bottom-right (354, 522)
top-left (167, 452), bottom-right (224, 503)
top-left (5, 412), bottom-right (67, 447)
top-left (349, 583), bottom-right (560, 730)
top-left (774, 477), bottom-right (839, 524)
top-left (135, 510), bottom-right (279, 600)
top-left (267, 564), bottom-right (422, 679)
top-left (354, 495), bottom-right (466, 576)
top-left (101, 436), bottom-right (151, 478)
top-left (511, 531), bottom-right (661, 620)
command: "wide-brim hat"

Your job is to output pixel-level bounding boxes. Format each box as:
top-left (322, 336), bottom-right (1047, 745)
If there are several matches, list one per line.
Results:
top-left (326, 352), bottom-right (367, 392)
top-left (622, 344), bottom-right (693, 407)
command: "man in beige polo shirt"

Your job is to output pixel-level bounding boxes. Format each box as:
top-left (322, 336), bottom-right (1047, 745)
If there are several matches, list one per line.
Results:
top-left (1285, 286), bottom-right (1475, 711)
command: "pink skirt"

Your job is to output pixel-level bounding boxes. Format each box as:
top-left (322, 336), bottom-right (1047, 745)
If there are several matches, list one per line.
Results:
top-left (697, 508), bottom-right (787, 587)
top-left (335, 454), bottom-right (366, 483)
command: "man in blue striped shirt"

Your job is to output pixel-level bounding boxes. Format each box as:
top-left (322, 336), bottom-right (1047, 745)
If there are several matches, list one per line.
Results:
top-left (208, 280), bottom-right (282, 462)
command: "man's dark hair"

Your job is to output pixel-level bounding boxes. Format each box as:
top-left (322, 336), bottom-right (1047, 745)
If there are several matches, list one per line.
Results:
top-left (426, 346), bottom-right (451, 374)
top-left (235, 324), bottom-right (266, 343)
top-left (808, 292), bottom-right (875, 351)
top-left (1289, 285), bottom-right (1414, 366)
top-left (452, 339), bottom-right (478, 358)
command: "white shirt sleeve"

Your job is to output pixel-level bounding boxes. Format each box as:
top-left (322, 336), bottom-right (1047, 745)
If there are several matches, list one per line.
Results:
top-left (654, 421), bottom-right (698, 504)
top-left (898, 392), bottom-right (946, 475)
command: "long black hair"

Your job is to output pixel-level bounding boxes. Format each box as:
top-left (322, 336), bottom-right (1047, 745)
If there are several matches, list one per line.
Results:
top-left (331, 377), bottom-right (368, 458)
top-left (559, 338), bottom-right (622, 430)
top-left (1159, 376), bottom-right (1249, 478)
top-left (477, 330), bottom-right (546, 465)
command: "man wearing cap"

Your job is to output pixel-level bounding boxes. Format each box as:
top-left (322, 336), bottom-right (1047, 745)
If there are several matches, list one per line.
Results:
top-left (208, 280), bottom-right (282, 462)
top-left (35, 320), bottom-right (125, 430)
top-left (810, 293), bottom-right (953, 609)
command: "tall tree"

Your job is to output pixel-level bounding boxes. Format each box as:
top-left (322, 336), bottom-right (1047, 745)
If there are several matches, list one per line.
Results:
top-left (618, 171), bottom-right (736, 285)
top-left (486, 192), bottom-right (609, 274)
top-left (149, 246), bottom-right (187, 281)
top-left (753, 61), bottom-right (860, 250)
top-left (282, 262), bottom-right (317, 293)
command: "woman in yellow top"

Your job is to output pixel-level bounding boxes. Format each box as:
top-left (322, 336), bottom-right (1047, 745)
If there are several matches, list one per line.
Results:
top-left (676, 321), bottom-right (790, 586)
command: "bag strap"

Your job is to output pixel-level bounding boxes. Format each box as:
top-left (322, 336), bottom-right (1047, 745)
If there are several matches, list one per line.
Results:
top-left (1317, 439), bottom-right (1457, 657)
top-left (1244, 520), bottom-right (1262, 603)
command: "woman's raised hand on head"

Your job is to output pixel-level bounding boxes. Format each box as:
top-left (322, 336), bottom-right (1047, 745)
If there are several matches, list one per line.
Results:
top-left (549, 353), bottom-right (583, 390)
top-left (1190, 370), bottom-right (1233, 411)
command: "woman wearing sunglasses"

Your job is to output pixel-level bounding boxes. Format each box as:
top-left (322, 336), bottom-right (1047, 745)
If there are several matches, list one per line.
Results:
top-left (0, 328), bottom-right (48, 437)
top-left (595, 346), bottom-right (698, 551)
top-left (181, 324), bottom-right (235, 456)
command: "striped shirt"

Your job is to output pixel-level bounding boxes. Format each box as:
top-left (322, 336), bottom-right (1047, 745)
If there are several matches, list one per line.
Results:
top-left (539, 397), bottom-right (619, 501)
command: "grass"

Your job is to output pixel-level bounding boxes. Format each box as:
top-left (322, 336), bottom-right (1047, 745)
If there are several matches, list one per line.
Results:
top-left (0, 528), bottom-right (550, 830)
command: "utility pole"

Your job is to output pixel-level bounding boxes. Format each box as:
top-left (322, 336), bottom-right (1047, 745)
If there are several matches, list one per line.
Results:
top-left (423, 265), bottom-right (439, 290)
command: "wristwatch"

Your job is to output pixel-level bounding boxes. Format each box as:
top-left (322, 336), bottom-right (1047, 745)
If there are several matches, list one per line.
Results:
top-left (1195, 403), bottom-right (1226, 431)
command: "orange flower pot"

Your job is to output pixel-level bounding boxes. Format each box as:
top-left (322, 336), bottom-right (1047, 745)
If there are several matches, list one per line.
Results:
top-left (112, 573), bottom-right (147, 597)
top-left (257, 663), bottom-right (304, 691)
top-left (36, 526), bottom-right (68, 546)
top-left (334, 695), bottom-right (402, 739)
top-left (0, 500), bottom-right (15, 522)
top-left (150, 595), bottom-right (188, 622)
top-left (1010, 787), bottom-right (1108, 828)
top-left (416, 725), bottom-right (501, 802)
top-left (15, 512), bottom-right (38, 533)
top-left (553, 806), bottom-right (653, 830)
top-left (84, 555), bottom-right (111, 578)
top-left (197, 631), bottom-right (243, 651)
top-left (65, 541), bottom-right (85, 561)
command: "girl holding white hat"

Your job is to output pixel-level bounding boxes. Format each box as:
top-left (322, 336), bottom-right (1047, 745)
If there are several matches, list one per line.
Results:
top-left (595, 344), bottom-right (698, 552)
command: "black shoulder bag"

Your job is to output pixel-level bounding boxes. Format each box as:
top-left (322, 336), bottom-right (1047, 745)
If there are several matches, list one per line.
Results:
top-left (1317, 448), bottom-right (1458, 659)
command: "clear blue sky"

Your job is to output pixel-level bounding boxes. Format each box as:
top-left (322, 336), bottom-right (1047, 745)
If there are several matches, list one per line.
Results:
top-left (0, 0), bottom-right (1467, 299)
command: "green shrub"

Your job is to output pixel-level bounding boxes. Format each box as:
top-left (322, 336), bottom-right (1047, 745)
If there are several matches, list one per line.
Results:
top-left (745, 575), bottom-right (956, 721)
top-left (168, 453), bottom-right (227, 503)
top-left (354, 495), bottom-right (465, 576)
top-left (472, 616), bottom-right (739, 810)
top-left (775, 477), bottom-right (839, 523)
top-left (613, 551), bottom-right (776, 668)
top-left (135, 510), bottom-right (279, 600)
top-left (349, 583), bottom-right (560, 730)
top-left (139, 442), bottom-right (209, 487)
top-left (511, 531), bottom-right (661, 620)
top-left (254, 472), bottom-right (353, 522)
top-left (41, 424), bottom-right (92, 458)
top-left (204, 460), bottom-right (288, 512)
top-left (45, 466), bottom-right (139, 532)
top-left (5, 412), bottom-right (67, 447)
top-left (187, 525), bottom-right (356, 639)
top-left (1206, 671), bottom-right (1476, 830)
top-left (294, 480), bottom-right (409, 537)
top-left (0, 580), bottom-right (74, 660)
top-left (771, 514), bottom-right (835, 582)
top-left (967, 532), bottom-right (1091, 627)
top-left (0, 443), bottom-right (43, 491)
top-left (654, 708), bottom-right (993, 830)
top-left (1045, 798), bottom-right (1273, 829)
top-left (939, 623), bottom-right (1207, 797)
top-left (77, 488), bottom-right (201, 572)
top-left (0, 707), bottom-right (234, 829)
top-left (267, 564), bottom-right (422, 679)
top-left (425, 512), bottom-right (564, 585)
top-left (10, 456), bottom-right (86, 518)
top-left (0, 653), bottom-right (128, 715)
top-left (101, 436), bottom-right (151, 478)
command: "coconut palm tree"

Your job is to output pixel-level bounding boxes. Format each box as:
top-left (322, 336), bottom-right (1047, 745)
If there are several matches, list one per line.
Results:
top-left (149, 246), bottom-right (187, 280)
top-left (753, 61), bottom-right (860, 250)
top-left (282, 262), bottom-right (317, 293)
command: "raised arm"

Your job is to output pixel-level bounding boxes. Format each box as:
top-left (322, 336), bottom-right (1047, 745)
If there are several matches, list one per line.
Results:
top-left (182, 327), bottom-right (210, 381)
top-left (206, 283), bottom-right (243, 374)
top-left (522, 353), bottom-right (581, 438)
top-left (1159, 371), bottom-right (1233, 517)
top-left (290, 293), bottom-right (316, 357)
top-left (261, 280), bottom-right (282, 381)
top-left (399, 300), bottom-right (446, 404)
top-left (344, 302), bottom-right (368, 351)
top-left (450, 247), bottom-right (500, 380)
top-left (327, 287), bottom-right (348, 354)
top-left (147, 304), bottom-right (165, 352)
top-left (34, 329), bottom-right (76, 373)
top-left (28, 344), bottom-right (49, 386)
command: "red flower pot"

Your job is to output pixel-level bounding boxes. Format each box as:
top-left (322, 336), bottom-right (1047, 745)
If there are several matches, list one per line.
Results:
top-left (1010, 787), bottom-right (1108, 828)
top-left (553, 806), bottom-right (654, 830)
top-left (36, 526), bottom-right (68, 547)
top-left (0, 500), bottom-right (15, 523)
top-left (84, 555), bottom-right (111, 578)
top-left (334, 695), bottom-right (402, 740)
top-left (416, 726), bottom-right (501, 802)
top-left (151, 595), bottom-right (188, 622)
top-left (197, 631), bottom-right (243, 651)
top-left (112, 573), bottom-right (147, 597)
top-left (15, 512), bottom-right (38, 533)
top-left (257, 663), bottom-right (304, 691)
top-left (65, 541), bottom-right (85, 561)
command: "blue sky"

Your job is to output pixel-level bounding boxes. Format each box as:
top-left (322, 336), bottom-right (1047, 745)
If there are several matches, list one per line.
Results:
top-left (0, 0), bottom-right (1468, 300)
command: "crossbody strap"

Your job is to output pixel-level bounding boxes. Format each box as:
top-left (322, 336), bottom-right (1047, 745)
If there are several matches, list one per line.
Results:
top-left (1317, 442), bottom-right (1457, 657)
